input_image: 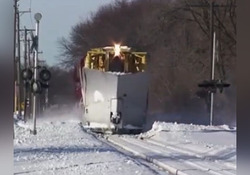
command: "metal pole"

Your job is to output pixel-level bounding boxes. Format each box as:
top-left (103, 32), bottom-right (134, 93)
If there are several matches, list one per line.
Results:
top-left (14, 0), bottom-right (17, 115)
top-left (17, 9), bottom-right (22, 117)
top-left (210, 32), bottom-right (216, 126)
top-left (209, 1), bottom-right (215, 126)
top-left (23, 27), bottom-right (27, 121)
top-left (45, 82), bottom-right (49, 109)
top-left (32, 18), bottom-right (40, 135)
top-left (212, 32), bottom-right (216, 80)
top-left (27, 39), bottom-right (31, 67)
top-left (23, 28), bottom-right (28, 121)
top-left (24, 28), bottom-right (28, 69)
top-left (27, 38), bottom-right (32, 119)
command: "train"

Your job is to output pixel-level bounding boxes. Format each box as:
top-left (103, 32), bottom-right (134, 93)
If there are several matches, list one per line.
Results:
top-left (74, 45), bottom-right (149, 133)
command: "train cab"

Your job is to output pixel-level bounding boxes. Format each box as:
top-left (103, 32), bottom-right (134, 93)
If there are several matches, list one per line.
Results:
top-left (79, 45), bottom-right (149, 133)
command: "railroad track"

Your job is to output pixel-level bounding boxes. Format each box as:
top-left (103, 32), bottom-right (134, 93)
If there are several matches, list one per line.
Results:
top-left (79, 123), bottom-right (236, 175)
top-left (107, 135), bottom-right (236, 175)
top-left (79, 123), bottom-right (170, 175)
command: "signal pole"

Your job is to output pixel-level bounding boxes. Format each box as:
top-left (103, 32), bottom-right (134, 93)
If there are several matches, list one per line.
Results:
top-left (188, 1), bottom-right (233, 125)
top-left (45, 82), bottom-right (49, 109)
top-left (27, 38), bottom-right (32, 67)
top-left (27, 37), bottom-right (32, 119)
top-left (24, 27), bottom-right (28, 121)
top-left (209, 2), bottom-right (215, 126)
top-left (32, 13), bottom-right (42, 135)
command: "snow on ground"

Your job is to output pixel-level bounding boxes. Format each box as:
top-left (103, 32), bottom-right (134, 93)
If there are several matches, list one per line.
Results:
top-left (108, 122), bottom-right (236, 175)
top-left (14, 110), bottom-right (167, 175)
top-left (140, 121), bottom-right (236, 147)
top-left (14, 107), bottom-right (236, 175)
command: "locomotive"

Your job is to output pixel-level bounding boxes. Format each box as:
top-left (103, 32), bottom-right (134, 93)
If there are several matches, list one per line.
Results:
top-left (74, 45), bottom-right (149, 133)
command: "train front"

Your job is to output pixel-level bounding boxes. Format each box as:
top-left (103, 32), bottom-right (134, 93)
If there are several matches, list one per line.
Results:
top-left (80, 44), bottom-right (149, 134)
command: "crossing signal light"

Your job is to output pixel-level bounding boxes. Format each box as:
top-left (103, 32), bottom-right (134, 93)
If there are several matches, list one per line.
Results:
top-left (31, 80), bottom-right (42, 94)
top-left (21, 68), bottom-right (33, 81)
top-left (39, 68), bottom-right (51, 82)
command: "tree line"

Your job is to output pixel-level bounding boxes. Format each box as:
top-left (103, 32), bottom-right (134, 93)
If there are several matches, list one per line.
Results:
top-left (57, 0), bottom-right (236, 125)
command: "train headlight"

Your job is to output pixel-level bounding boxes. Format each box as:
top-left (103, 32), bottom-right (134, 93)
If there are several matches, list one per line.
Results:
top-left (114, 44), bottom-right (121, 56)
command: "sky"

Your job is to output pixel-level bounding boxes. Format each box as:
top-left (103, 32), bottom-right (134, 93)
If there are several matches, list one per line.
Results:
top-left (19, 0), bottom-right (115, 66)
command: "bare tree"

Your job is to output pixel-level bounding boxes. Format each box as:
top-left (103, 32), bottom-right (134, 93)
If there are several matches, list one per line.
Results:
top-left (57, 0), bottom-right (236, 125)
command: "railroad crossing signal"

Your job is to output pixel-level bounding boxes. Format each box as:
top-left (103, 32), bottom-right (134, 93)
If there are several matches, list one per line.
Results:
top-left (21, 68), bottom-right (33, 81)
top-left (198, 80), bottom-right (230, 93)
top-left (21, 65), bottom-right (51, 126)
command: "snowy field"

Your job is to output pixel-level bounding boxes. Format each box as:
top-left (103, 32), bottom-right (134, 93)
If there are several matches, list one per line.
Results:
top-left (108, 122), bottom-right (236, 175)
top-left (14, 111), bottom-right (167, 175)
top-left (14, 109), bottom-right (236, 175)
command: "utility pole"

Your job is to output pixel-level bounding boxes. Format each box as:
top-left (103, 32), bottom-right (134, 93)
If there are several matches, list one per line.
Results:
top-left (14, 0), bottom-right (17, 115)
top-left (20, 28), bottom-right (35, 121)
top-left (17, 7), bottom-right (22, 117)
top-left (13, 0), bottom-right (18, 139)
top-left (14, 0), bottom-right (31, 117)
top-left (24, 27), bottom-right (28, 121)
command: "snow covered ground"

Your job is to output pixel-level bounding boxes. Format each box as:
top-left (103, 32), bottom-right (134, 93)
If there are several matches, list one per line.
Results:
top-left (14, 108), bottom-right (236, 175)
top-left (13, 112), bottom-right (168, 175)
top-left (108, 122), bottom-right (236, 175)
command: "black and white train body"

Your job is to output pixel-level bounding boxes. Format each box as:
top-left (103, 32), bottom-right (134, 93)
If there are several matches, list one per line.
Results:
top-left (76, 45), bottom-right (149, 134)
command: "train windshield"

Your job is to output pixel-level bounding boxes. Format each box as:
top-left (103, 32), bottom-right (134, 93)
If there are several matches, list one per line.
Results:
top-left (84, 46), bottom-right (146, 73)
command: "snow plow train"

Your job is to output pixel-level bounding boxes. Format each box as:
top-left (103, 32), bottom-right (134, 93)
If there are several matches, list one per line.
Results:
top-left (74, 45), bottom-right (149, 134)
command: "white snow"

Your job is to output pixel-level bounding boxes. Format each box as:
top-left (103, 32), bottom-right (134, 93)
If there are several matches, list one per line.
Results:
top-left (141, 121), bottom-right (236, 138)
top-left (14, 108), bottom-right (236, 175)
top-left (109, 121), bottom-right (236, 175)
top-left (106, 71), bottom-right (131, 75)
top-left (14, 110), bottom-right (167, 175)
